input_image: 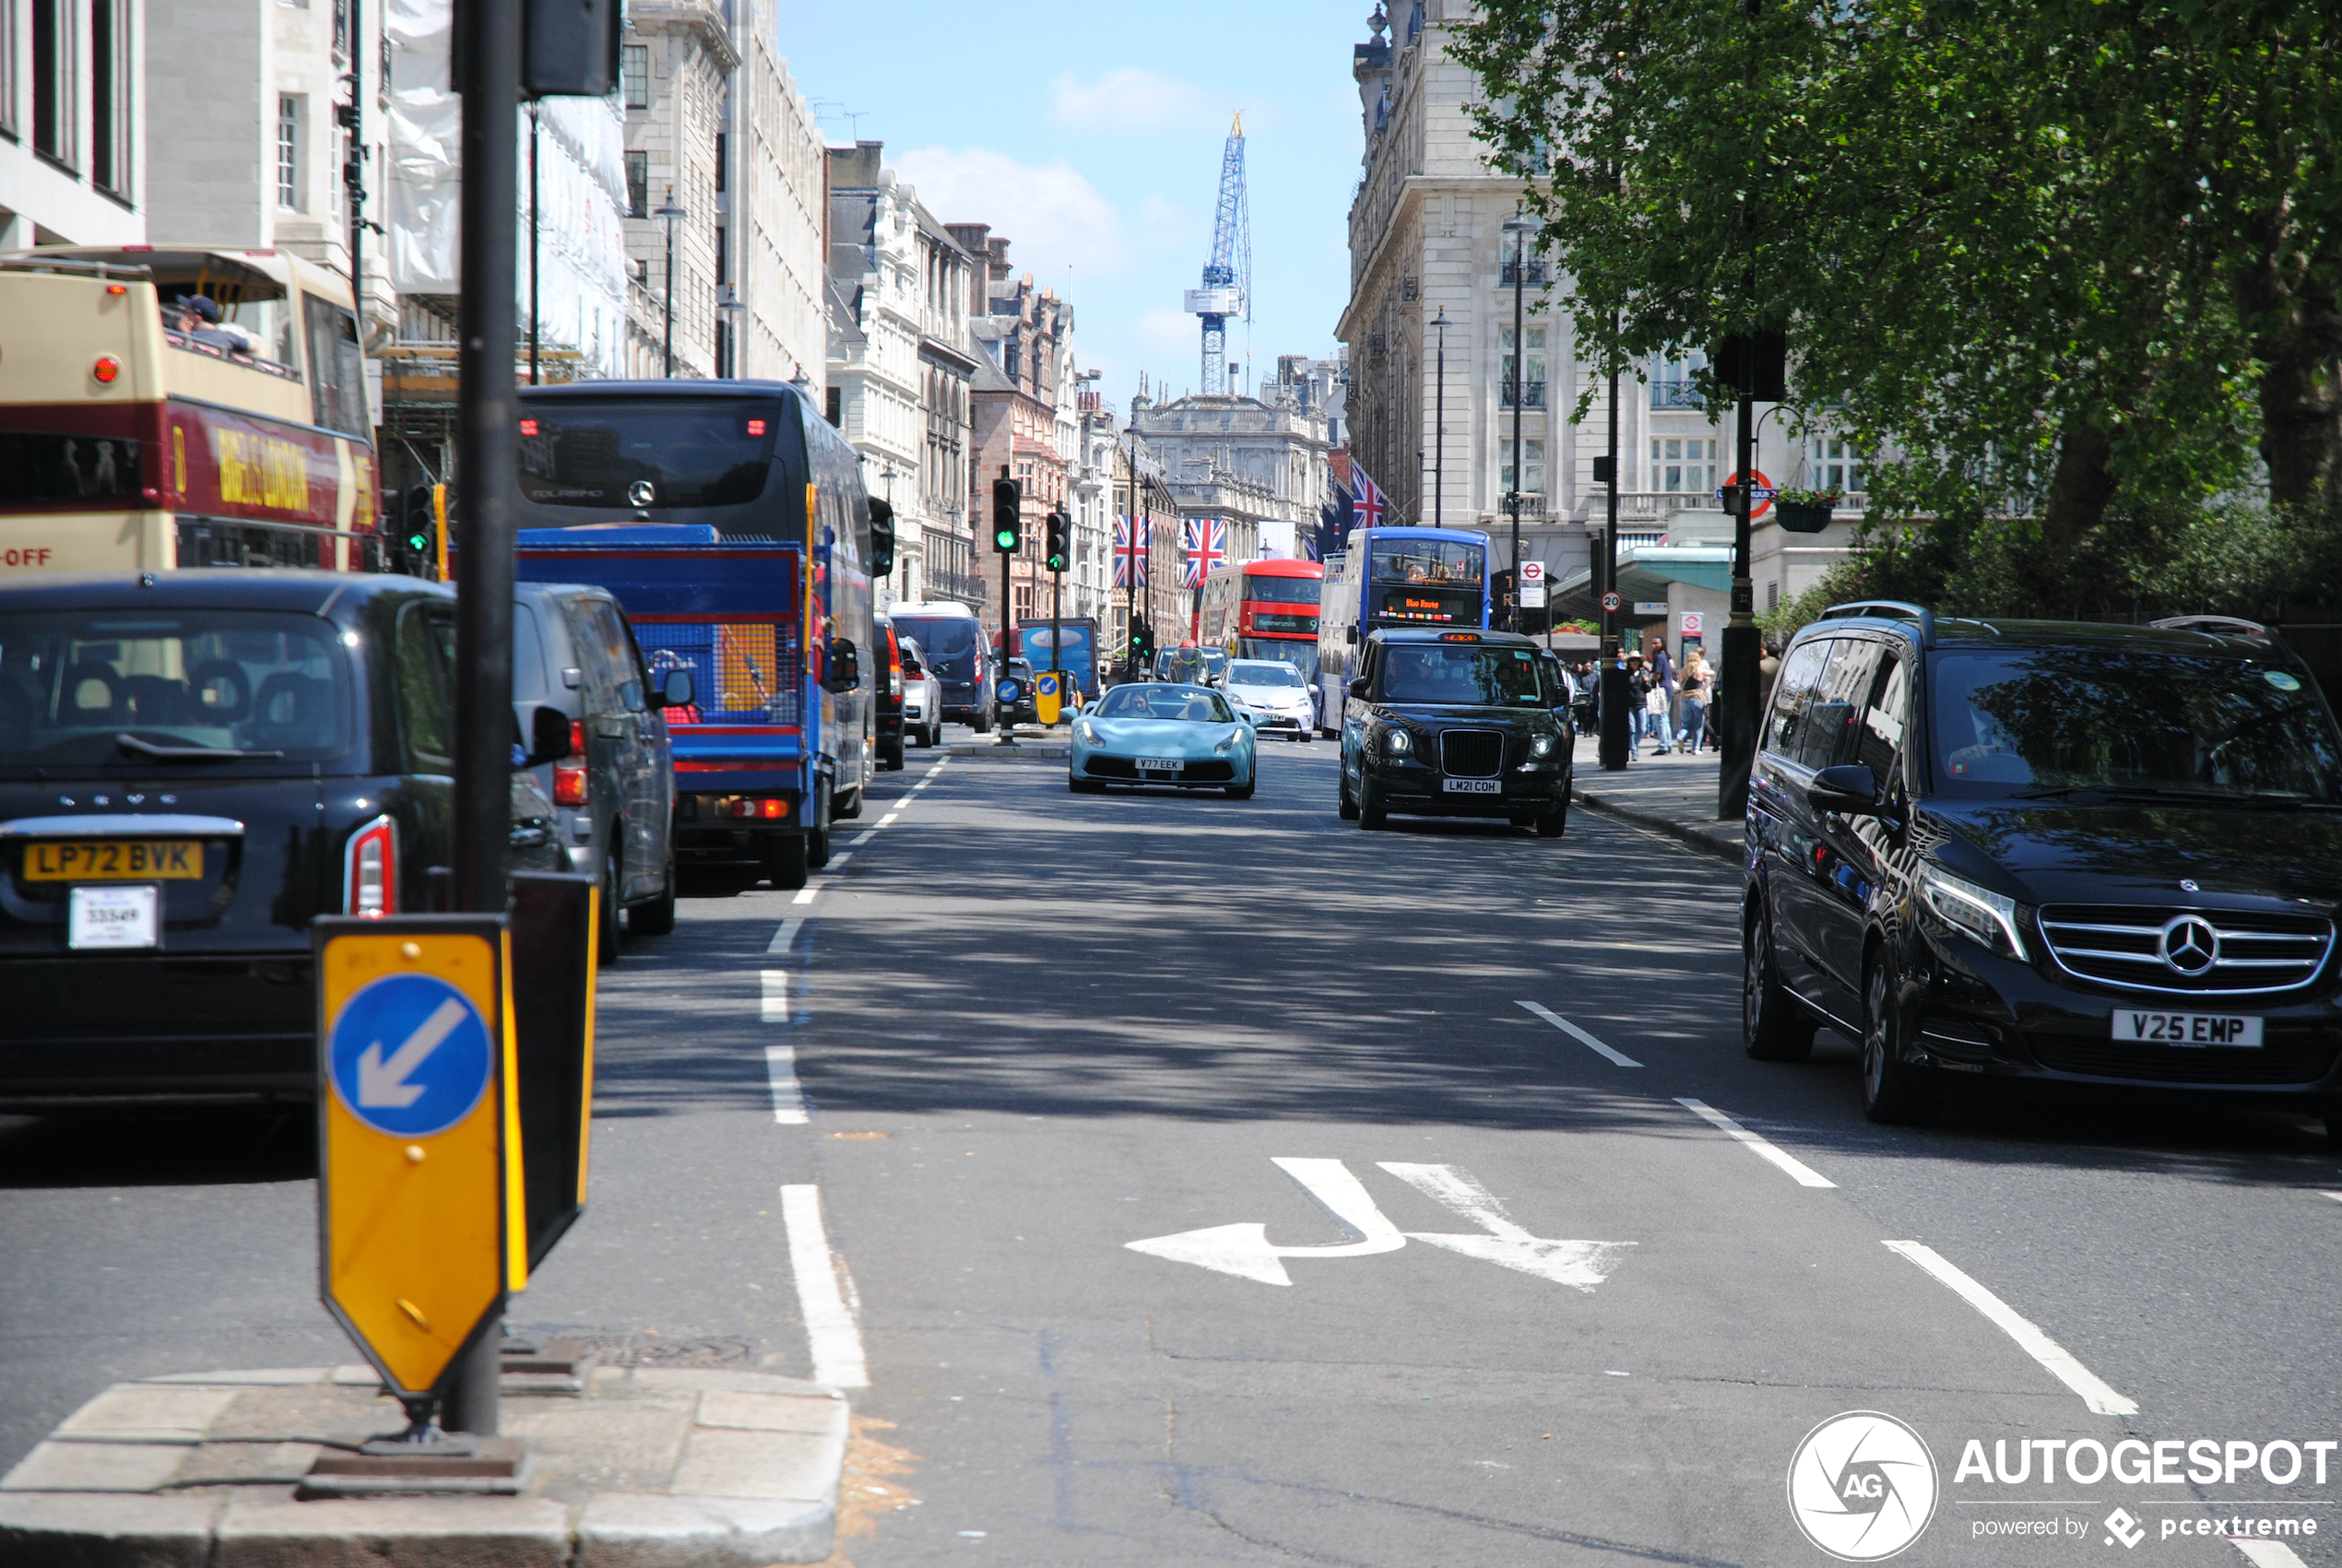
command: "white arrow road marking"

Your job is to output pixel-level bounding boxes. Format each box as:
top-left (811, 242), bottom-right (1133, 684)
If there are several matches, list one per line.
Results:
top-left (1378, 1162), bottom-right (1633, 1291)
top-left (1516, 1001), bottom-right (1642, 1067)
top-left (355, 997), bottom-right (470, 1108)
top-left (1884, 1241), bottom-right (2137, 1416)
top-left (1125, 1157), bottom-right (1405, 1286)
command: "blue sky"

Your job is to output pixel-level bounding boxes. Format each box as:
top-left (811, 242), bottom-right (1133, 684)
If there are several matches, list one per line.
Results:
top-left (772, 2), bottom-right (1367, 407)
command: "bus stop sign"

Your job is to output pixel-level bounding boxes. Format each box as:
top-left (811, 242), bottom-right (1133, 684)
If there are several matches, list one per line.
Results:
top-left (316, 917), bottom-right (516, 1399)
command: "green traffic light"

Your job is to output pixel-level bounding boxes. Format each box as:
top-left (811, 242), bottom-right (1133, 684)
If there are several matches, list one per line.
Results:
top-left (408, 534), bottom-right (431, 552)
top-left (995, 528), bottom-right (1018, 550)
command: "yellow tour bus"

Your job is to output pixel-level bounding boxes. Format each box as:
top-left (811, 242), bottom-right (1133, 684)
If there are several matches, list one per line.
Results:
top-left (0, 246), bottom-right (382, 577)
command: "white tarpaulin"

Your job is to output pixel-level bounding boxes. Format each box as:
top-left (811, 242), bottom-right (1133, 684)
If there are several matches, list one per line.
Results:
top-left (385, 0), bottom-right (630, 377)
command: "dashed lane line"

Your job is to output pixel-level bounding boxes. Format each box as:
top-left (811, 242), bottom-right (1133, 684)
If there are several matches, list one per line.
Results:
top-left (2233, 1541), bottom-right (2312, 1567)
top-left (1517, 1000), bottom-right (1642, 1067)
top-left (1674, 1098), bottom-right (1838, 1189)
top-left (1883, 1240), bottom-right (2138, 1416)
top-left (789, 851), bottom-right (854, 905)
top-left (782, 1184), bottom-right (869, 1387)
top-left (765, 917), bottom-right (802, 956)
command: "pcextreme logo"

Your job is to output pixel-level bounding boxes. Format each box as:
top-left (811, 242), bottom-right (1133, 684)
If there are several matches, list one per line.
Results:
top-left (1788, 1411), bottom-right (1942, 1562)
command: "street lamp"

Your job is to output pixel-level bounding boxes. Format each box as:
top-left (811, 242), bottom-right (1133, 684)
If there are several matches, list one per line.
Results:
top-left (656, 186), bottom-right (688, 378)
top-left (716, 287), bottom-right (745, 379)
top-left (1430, 306), bottom-right (1448, 527)
top-left (1502, 206), bottom-right (1538, 631)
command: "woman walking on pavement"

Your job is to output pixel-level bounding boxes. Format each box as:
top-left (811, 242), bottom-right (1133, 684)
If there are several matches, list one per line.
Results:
top-left (1675, 648), bottom-right (1712, 753)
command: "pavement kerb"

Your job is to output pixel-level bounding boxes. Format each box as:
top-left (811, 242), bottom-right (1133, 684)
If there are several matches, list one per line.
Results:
top-left (0, 1366), bottom-right (848, 1568)
top-left (1570, 784), bottom-right (1744, 867)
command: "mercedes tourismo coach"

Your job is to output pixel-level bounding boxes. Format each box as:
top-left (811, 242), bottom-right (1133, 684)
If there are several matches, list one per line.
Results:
top-left (1313, 526), bottom-right (1490, 737)
top-left (1200, 558), bottom-right (1325, 683)
top-left (0, 247), bottom-right (381, 577)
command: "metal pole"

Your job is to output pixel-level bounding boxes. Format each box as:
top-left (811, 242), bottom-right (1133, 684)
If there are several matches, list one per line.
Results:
top-left (1433, 310), bottom-right (1445, 527)
top-left (1720, 351), bottom-right (1759, 819)
top-left (1509, 223), bottom-right (1526, 631)
top-left (442, 0), bottom-right (520, 1440)
top-left (1599, 329), bottom-right (1628, 772)
top-left (662, 200), bottom-right (676, 379)
top-left (528, 108), bottom-right (539, 385)
top-left (1125, 428), bottom-right (1137, 679)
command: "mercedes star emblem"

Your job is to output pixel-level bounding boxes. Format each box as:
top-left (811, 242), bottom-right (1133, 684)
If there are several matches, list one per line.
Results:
top-left (2158, 915), bottom-right (2219, 976)
top-left (628, 479), bottom-right (656, 508)
top-left (2179, 878), bottom-right (2199, 891)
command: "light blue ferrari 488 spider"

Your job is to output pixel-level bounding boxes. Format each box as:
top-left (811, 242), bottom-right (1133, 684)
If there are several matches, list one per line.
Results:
top-left (1068, 682), bottom-right (1257, 799)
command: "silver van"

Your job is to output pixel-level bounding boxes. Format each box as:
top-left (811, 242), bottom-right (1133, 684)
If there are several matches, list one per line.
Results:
top-left (514, 584), bottom-right (683, 961)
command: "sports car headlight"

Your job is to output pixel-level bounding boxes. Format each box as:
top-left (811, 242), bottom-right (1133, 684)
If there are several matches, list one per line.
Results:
top-left (1384, 727), bottom-right (1412, 755)
top-left (1214, 733), bottom-right (1236, 754)
top-left (1530, 734), bottom-right (1555, 758)
top-left (1920, 867), bottom-right (2029, 961)
top-left (1076, 719), bottom-right (1100, 745)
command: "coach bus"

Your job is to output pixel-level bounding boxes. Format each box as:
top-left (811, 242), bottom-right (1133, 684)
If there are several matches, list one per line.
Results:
top-left (0, 247), bottom-right (380, 577)
top-left (1199, 558), bottom-right (1324, 683)
top-left (1312, 526), bottom-right (1490, 736)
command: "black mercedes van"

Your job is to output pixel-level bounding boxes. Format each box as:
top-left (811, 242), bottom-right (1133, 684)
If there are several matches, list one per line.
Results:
top-left (1742, 602), bottom-right (2342, 1126)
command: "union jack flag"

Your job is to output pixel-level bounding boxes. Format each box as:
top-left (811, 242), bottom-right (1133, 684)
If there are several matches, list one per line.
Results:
top-left (1351, 464), bottom-right (1386, 532)
top-left (1114, 514), bottom-right (1148, 588)
top-left (1181, 517), bottom-right (1226, 588)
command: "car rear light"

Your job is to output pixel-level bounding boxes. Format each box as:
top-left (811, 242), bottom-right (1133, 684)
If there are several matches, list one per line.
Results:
top-left (93, 356), bottom-right (121, 383)
top-left (345, 815), bottom-right (396, 917)
top-left (554, 763), bottom-right (588, 806)
top-left (724, 796), bottom-right (788, 819)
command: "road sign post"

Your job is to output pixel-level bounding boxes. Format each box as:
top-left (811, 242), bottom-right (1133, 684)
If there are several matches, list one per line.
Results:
top-left (315, 917), bottom-right (519, 1446)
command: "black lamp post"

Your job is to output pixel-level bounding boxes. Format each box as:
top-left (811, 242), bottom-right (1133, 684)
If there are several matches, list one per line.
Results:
top-left (717, 287), bottom-right (744, 378)
top-left (1430, 306), bottom-right (1448, 527)
top-left (1502, 206), bottom-right (1537, 630)
top-left (656, 186), bottom-right (687, 378)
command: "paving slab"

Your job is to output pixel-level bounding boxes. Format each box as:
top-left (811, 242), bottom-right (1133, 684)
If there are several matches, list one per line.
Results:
top-left (1569, 738), bottom-right (1744, 862)
top-left (0, 1366), bottom-right (848, 1567)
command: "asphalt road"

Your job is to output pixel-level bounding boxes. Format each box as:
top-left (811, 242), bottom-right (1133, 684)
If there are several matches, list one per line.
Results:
top-left (5, 728), bottom-right (2339, 1566)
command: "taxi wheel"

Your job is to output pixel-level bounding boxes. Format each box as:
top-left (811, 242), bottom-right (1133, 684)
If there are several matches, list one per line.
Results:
top-left (1534, 804), bottom-right (1568, 838)
top-left (1743, 906), bottom-right (1814, 1061)
top-left (1337, 769), bottom-right (1359, 820)
top-left (1861, 950), bottom-right (1935, 1124)
top-left (1358, 780), bottom-right (1389, 831)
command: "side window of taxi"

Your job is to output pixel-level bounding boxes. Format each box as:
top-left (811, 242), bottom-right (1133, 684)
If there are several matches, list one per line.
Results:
top-left (395, 602), bottom-right (455, 771)
top-left (1802, 639), bottom-right (1885, 770)
top-left (1763, 640), bottom-right (1830, 762)
top-left (1854, 655), bottom-right (1911, 784)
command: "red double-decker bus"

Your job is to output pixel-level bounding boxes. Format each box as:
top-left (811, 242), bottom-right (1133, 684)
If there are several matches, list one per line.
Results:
top-left (1198, 558), bottom-right (1324, 682)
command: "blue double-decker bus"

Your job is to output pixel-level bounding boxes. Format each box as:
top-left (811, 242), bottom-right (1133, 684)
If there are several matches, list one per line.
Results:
top-left (1312, 526), bottom-right (1490, 734)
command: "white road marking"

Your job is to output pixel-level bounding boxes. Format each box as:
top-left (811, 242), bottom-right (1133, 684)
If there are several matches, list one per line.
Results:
top-left (2319, 1191), bottom-right (2342, 1205)
top-left (1516, 1001), bottom-right (1641, 1067)
top-left (791, 886), bottom-right (819, 905)
top-left (781, 1185), bottom-right (867, 1386)
top-left (1378, 1162), bottom-right (1633, 1291)
top-left (765, 918), bottom-right (802, 956)
top-left (849, 829), bottom-right (880, 846)
top-left (2233, 1541), bottom-right (2312, 1567)
top-left (879, 812), bottom-right (901, 826)
top-left (1882, 1240), bottom-right (2137, 1416)
top-left (760, 969), bottom-right (789, 1024)
top-left (1126, 1158), bottom-right (1405, 1286)
top-left (763, 1045), bottom-right (807, 1125)
top-left (1674, 1098), bottom-right (1837, 1188)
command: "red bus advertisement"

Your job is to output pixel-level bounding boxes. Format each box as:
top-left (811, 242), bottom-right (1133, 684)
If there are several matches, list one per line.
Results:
top-left (1199, 558), bottom-right (1324, 682)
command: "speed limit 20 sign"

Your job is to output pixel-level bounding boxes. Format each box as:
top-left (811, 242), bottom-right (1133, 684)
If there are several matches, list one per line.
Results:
top-left (1601, 590), bottom-right (1623, 613)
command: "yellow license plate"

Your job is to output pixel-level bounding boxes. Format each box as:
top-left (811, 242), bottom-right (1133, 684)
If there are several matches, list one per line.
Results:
top-left (23, 840), bottom-right (205, 881)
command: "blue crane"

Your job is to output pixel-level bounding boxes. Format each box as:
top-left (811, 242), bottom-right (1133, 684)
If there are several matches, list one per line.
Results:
top-left (1183, 114), bottom-right (1251, 396)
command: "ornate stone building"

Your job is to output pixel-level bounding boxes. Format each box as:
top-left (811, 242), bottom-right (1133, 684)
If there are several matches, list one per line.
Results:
top-left (1129, 389), bottom-right (1331, 563)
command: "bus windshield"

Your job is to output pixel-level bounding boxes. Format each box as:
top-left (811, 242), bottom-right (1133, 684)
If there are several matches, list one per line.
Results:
top-left (1246, 574), bottom-right (1322, 607)
top-left (518, 401), bottom-right (779, 509)
top-left (1367, 537), bottom-right (1484, 626)
top-left (1379, 644), bottom-right (1545, 707)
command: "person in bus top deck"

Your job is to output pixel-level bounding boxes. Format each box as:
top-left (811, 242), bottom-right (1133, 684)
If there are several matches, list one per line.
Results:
top-left (166, 294), bottom-right (242, 352)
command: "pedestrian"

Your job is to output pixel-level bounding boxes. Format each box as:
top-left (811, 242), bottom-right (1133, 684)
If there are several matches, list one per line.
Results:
top-left (1645, 637), bottom-right (1676, 756)
top-left (1623, 652), bottom-right (1649, 760)
top-left (1675, 648), bottom-right (1712, 753)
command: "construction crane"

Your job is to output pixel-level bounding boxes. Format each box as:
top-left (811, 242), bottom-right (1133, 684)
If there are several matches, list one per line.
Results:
top-left (1183, 114), bottom-right (1251, 396)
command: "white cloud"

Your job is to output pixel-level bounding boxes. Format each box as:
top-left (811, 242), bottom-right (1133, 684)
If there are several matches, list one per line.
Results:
top-left (1050, 68), bottom-right (1223, 134)
top-left (894, 147), bottom-right (1127, 276)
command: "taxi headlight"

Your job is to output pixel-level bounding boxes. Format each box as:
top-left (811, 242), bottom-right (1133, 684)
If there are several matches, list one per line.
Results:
top-left (1384, 727), bottom-right (1412, 755)
top-left (1530, 733), bottom-right (1555, 758)
top-left (1920, 867), bottom-right (2029, 961)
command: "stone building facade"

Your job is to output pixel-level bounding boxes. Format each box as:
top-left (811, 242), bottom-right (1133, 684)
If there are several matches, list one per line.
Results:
top-left (723, 0), bottom-right (825, 386)
top-left (1129, 389), bottom-right (1331, 563)
top-left (0, 0), bottom-right (147, 251)
top-left (955, 228), bottom-right (1076, 638)
top-left (620, 1), bottom-right (731, 380)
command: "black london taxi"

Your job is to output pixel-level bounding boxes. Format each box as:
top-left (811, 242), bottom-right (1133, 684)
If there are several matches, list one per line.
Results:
top-left (1742, 601), bottom-right (2342, 1128)
top-left (0, 571), bottom-right (569, 1108)
top-left (1336, 627), bottom-right (1573, 835)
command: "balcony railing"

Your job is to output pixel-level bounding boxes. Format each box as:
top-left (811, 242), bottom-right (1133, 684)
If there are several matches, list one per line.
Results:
top-left (1499, 259), bottom-right (1549, 288)
top-left (1650, 379), bottom-right (1704, 409)
top-left (1499, 380), bottom-right (1546, 410)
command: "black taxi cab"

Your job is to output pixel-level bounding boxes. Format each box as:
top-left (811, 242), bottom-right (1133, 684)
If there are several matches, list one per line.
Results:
top-left (1337, 628), bottom-right (1573, 835)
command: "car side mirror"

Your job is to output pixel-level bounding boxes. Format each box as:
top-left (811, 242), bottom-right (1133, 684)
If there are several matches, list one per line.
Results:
top-left (826, 639), bottom-right (861, 692)
top-left (1808, 763), bottom-right (1880, 815)
top-left (656, 667), bottom-right (696, 710)
top-left (1345, 626), bottom-right (1361, 645)
top-left (868, 498), bottom-right (897, 577)
top-left (524, 703), bottom-right (573, 767)
top-left (1347, 678), bottom-right (1368, 700)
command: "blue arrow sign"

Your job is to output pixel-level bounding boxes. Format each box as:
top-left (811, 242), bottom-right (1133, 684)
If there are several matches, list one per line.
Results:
top-left (328, 973), bottom-right (493, 1138)
top-left (1036, 673), bottom-right (1060, 697)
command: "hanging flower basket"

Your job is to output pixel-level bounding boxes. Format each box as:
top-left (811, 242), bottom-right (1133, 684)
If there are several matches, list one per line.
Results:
top-left (1773, 489), bottom-right (1839, 534)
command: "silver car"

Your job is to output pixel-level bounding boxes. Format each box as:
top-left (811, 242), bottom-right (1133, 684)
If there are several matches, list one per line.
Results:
top-left (899, 635), bottom-right (945, 748)
top-left (1220, 658), bottom-right (1316, 741)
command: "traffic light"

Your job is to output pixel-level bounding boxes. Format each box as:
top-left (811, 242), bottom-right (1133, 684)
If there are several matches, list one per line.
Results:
top-left (1044, 510), bottom-right (1069, 574)
top-left (991, 477), bottom-right (1023, 554)
top-left (523, 0), bottom-right (624, 99)
top-left (1130, 618), bottom-right (1154, 667)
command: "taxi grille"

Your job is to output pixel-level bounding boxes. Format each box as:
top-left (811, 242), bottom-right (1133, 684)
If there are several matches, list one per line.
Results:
top-left (2038, 905), bottom-right (2333, 996)
top-left (2027, 1033), bottom-right (2340, 1086)
top-left (1439, 729), bottom-right (1504, 779)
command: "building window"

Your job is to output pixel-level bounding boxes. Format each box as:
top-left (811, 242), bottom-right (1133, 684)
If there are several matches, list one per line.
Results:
top-left (1650, 350), bottom-right (1708, 409)
top-left (826, 387), bottom-right (842, 428)
top-left (1768, 581), bottom-right (1781, 612)
top-left (1650, 437), bottom-right (1718, 496)
top-left (1813, 437), bottom-right (1863, 493)
top-left (32, 0), bottom-right (68, 163)
top-left (1500, 437), bottom-right (1545, 496)
top-left (0, 0), bottom-right (16, 141)
top-left (277, 95), bottom-right (303, 209)
top-left (713, 132), bottom-right (725, 194)
top-left (90, 0), bottom-right (128, 193)
top-left (624, 150), bottom-right (647, 218)
top-left (1499, 325), bottom-right (1545, 409)
top-left (715, 225), bottom-right (726, 287)
top-left (1013, 584), bottom-right (1033, 622)
top-left (621, 44), bottom-right (648, 110)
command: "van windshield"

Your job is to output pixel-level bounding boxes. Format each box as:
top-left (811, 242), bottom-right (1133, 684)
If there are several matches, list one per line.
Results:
top-left (891, 616), bottom-right (978, 682)
top-left (0, 610), bottom-right (350, 775)
top-left (1929, 647), bottom-right (2342, 802)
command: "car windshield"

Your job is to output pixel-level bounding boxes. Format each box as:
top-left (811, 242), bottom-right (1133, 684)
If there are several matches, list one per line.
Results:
top-left (517, 399), bottom-right (780, 509)
top-left (1929, 647), bottom-right (2342, 801)
top-left (1096, 685), bottom-right (1236, 723)
top-left (898, 638), bottom-right (927, 676)
top-left (1379, 644), bottom-right (1545, 707)
top-left (0, 609), bottom-right (350, 774)
top-left (1225, 662), bottom-right (1304, 689)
